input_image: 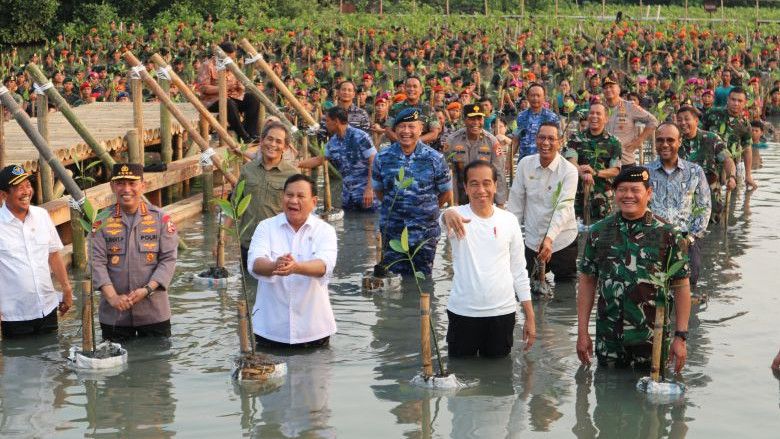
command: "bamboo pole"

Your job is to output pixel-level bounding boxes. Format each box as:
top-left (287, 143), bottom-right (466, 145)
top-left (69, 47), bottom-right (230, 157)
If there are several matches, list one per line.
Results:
top-left (218, 69), bottom-right (228, 147)
top-left (81, 279), bottom-right (94, 354)
top-left (420, 293), bottom-right (434, 378)
top-left (0, 108), bottom-right (4, 169)
top-left (584, 185), bottom-right (592, 228)
top-left (122, 51), bottom-right (237, 186)
top-left (237, 299), bottom-right (251, 354)
top-left (217, 227), bottom-right (226, 268)
top-left (323, 157), bottom-right (333, 212)
top-left (148, 53), bottom-right (250, 163)
top-left (71, 206), bottom-right (87, 269)
top-left (131, 77), bottom-right (145, 165)
top-left (126, 129), bottom-right (141, 165)
top-left (36, 94), bottom-right (54, 202)
top-left (26, 64), bottom-right (116, 172)
top-left (238, 39), bottom-right (319, 129)
top-left (159, 77), bottom-right (173, 204)
top-left (650, 303), bottom-right (665, 382)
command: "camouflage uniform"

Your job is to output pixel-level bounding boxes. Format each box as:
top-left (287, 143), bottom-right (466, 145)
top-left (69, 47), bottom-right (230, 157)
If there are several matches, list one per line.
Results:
top-left (325, 125), bottom-right (378, 211)
top-left (680, 129), bottom-right (730, 222)
top-left (579, 211), bottom-right (689, 366)
top-left (445, 128), bottom-right (508, 205)
top-left (372, 141), bottom-right (451, 276)
top-left (564, 130), bottom-right (622, 221)
top-left (700, 107), bottom-right (751, 173)
top-left (386, 101), bottom-right (441, 136)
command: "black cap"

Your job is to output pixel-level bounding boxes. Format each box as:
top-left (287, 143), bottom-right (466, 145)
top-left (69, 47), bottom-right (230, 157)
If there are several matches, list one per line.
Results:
top-left (392, 107), bottom-right (421, 128)
top-left (218, 41), bottom-right (236, 54)
top-left (613, 165), bottom-right (650, 188)
top-left (464, 103), bottom-right (485, 118)
top-left (111, 163), bottom-right (143, 181)
top-left (0, 165), bottom-right (32, 191)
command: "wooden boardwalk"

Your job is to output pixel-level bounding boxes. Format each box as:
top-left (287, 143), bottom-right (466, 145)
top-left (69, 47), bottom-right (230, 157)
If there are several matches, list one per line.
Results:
top-left (1, 102), bottom-right (200, 171)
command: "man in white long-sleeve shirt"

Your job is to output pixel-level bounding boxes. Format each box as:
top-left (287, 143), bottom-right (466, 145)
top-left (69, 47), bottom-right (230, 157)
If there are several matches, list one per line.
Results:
top-left (440, 161), bottom-right (535, 358)
top-left (507, 121), bottom-right (579, 285)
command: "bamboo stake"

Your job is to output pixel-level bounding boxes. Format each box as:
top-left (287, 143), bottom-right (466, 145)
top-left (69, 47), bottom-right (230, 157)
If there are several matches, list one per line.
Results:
top-left (217, 227), bottom-right (226, 268)
top-left (323, 157), bottom-right (333, 212)
top-left (237, 299), bottom-right (252, 354)
top-left (122, 51), bottom-right (237, 186)
top-left (420, 293), bottom-right (434, 378)
top-left (36, 94), bottom-right (54, 202)
top-left (650, 303), bottom-right (665, 382)
top-left (0, 107), bottom-right (4, 169)
top-left (159, 78), bottom-right (173, 204)
top-left (81, 279), bottom-right (94, 354)
top-left (148, 54), bottom-right (250, 163)
top-left (126, 129), bottom-right (141, 165)
top-left (131, 78), bottom-right (145, 165)
top-left (26, 63), bottom-right (116, 172)
top-left (238, 39), bottom-right (319, 129)
top-left (584, 185), bottom-right (592, 228)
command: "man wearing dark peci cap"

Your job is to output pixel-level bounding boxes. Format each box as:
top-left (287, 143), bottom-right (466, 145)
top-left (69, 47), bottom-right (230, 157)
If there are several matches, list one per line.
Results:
top-left (0, 165), bottom-right (73, 338)
top-left (576, 164), bottom-right (692, 375)
top-left (91, 163), bottom-right (178, 342)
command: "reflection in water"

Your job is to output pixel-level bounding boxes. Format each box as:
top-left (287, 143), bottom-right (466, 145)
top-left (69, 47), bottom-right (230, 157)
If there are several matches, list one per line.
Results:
top-left (239, 349), bottom-right (335, 438)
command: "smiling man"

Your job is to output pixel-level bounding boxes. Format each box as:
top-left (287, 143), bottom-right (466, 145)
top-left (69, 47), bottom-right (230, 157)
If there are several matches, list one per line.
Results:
top-left (440, 161), bottom-right (535, 358)
top-left (92, 163), bottom-right (178, 342)
top-left (0, 165), bottom-right (72, 338)
top-left (248, 174), bottom-right (338, 348)
top-left (576, 166), bottom-right (691, 374)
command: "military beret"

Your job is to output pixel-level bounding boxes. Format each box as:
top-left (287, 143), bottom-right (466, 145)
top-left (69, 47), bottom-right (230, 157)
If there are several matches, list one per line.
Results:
top-left (613, 165), bottom-right (650, 188)
top-left (111, 163), bottom-right (143, 181)
top-left (446, 102), bottom-right (462, 110)
top-left (393, 107), bottom-right (421, 128)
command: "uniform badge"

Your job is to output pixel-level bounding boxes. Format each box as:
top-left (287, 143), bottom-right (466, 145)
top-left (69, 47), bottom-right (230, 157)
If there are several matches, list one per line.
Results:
top-left (146, 253), bottom-right (156, 263)
top-left (111, 255), bottom-right (120, 265)
top-left (142, 227), bottom-right (156, 233)
top-left (109, 245), bottom-right (121, 254)
top-left (163, 214), bottom-right (176, 235)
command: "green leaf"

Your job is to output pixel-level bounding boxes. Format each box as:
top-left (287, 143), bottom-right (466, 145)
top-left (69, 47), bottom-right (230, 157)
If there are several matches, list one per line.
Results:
top-left (410, 237), bottom-right (434, 259)
top-left (96, 208), bottom-right (112, 223)
top-left (666, 259), bottom-right (687, 278)
top-left (82, 199), bottom-right (95, 223)
top-left (77, 218), bottom-right (92, 233)
top-left (399, 177), bottom-right (413, 189)
top-left (236, 194), bottom-right (252, 218)
top-left (213, 198), bottom-right (235, 219)
top-left (388, 239), bottom-right (405, 254)
top-left (397, 166), bottom-right (405, 182)
top-left (414, 271), bottom-right (425, 280)
top-left (235, 180), bottom-right (246, 204)
top-left (85, 160), bottom-right (102, 171)
top-left (400, 227), bottom-right (409, 253)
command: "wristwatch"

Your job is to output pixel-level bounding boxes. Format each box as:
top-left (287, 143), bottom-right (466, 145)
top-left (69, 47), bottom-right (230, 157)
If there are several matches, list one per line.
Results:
top-left (674, 330), bottom-right (688, 341)
top-left (144, 285), bottom-right (155, 298)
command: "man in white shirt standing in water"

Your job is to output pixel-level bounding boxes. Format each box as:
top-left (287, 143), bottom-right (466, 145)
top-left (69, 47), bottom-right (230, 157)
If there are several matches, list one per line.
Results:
top-left (440, 161), bottom-right (535, 358)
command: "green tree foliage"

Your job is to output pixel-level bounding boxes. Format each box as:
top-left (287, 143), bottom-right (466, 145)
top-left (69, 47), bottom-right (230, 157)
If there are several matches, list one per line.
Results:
top-left (0, 0), bottom-right (59, 44)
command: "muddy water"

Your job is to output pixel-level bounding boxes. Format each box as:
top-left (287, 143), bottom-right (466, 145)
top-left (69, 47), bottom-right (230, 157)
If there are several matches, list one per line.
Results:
top-left (1, 146), bottom-right (780, 438)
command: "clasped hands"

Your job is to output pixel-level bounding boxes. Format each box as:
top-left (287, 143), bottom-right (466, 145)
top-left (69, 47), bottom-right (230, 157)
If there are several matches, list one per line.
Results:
top-left (106, 288), bottom-right (151, 311)
top-left (272, 253), bottom-right (299, 276)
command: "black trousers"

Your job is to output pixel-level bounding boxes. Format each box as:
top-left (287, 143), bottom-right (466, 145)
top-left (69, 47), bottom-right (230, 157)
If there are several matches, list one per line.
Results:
top-left (254, 334), bottom-right (330, 349)
top-left (524, 239), bottom-right (578, 281)
top-left (1, 309), bottom-right (58, 338)
top-left (447, 310), bottom-right (516, 358)
top-left (689, 238), bottom-right (702, 288)
top-left (208, 94), bottom-right (260, 142)
top-left (100, 320), bottom-right (171, 342)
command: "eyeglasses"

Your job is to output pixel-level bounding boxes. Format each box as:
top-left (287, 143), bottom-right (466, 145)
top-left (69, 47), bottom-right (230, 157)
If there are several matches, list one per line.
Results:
top-left (537, 135), bottom-right (558, 143)
top-left (655, 137), bottom-right (677, 144)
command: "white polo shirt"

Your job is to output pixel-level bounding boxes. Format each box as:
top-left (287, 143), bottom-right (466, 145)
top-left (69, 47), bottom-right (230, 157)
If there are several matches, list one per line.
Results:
top-left (0, 203), bottom-right (64, 321)
top-left (247, 213), bottom-right (338, 344)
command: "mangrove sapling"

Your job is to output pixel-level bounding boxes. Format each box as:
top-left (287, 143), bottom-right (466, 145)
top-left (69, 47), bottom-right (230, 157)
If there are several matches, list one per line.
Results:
top-left (373, 166), bottom-right (414, 277)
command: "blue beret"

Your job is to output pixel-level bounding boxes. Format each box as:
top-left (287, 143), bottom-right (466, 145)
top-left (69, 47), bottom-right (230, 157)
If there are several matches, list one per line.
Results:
top-left (393, 107), bottom-right (421, 128)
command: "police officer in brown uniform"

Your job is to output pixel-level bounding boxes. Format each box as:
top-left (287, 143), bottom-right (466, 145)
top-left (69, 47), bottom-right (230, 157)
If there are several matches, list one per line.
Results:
top-left (444, 103), bottom-right (508, 206)
top-left (92, 164), bottom-right (178, 341)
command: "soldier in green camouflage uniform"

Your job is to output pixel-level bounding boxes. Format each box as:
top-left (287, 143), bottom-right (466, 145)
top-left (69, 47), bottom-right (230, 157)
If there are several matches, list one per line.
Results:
top-left (677, 106), bottom-right (737, 224)
top-left (700, 87), bottom-right (758, 190)
top-left (577, 166), bottom-right (691, 374)
top-left (564, 103), bottom-right (622, 222)
top-left (385, 76), bottom-right (441, 146)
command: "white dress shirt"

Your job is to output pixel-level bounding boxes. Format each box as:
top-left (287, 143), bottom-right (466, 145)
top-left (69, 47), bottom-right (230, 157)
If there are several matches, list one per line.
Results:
top-left (247, 213), bottom-right (338, 344)
top-left (440, 205), bottom-right (531, 317)
top-left (0, 204), bottom-right (64, 321)
top-left (507, 153), bottom-right (578, 253)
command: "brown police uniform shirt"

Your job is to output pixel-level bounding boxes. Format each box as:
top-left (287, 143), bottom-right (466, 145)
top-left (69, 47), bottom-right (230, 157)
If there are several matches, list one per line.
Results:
top-left (92, 202), bottom-right (178, 327)
top-left (445, 128), bottom-right (508, 205)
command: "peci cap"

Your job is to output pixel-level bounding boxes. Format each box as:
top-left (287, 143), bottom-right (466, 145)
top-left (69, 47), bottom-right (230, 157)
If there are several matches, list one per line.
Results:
top-left (111, 163), bottom-right (143, 181)
top-left (613, 165), bottom-right (650, 188)
top-left (0, 165), bottom-right (32, 191)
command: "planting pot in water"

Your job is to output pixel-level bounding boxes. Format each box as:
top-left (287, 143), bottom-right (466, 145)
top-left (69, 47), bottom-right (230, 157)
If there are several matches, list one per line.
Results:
top-left (68, 341), bottom-right (128, 370)
top-left (194, 266), bottom-right (231, 289)
top-left (362, 267), bottom-right (402, 292)
top-left (315, 207), bottom-right (344, 222)
top-left (232, 353), bottom-right (287, 391)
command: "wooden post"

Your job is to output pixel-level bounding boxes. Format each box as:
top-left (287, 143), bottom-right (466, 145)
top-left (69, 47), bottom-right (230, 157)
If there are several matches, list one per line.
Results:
top-left (217, 227), bottom-right (226, 268)
top-left (126, 129), bottom-right (141, 165)
top-left (420, 293), bottom-right (434, 378)
top-left (258, 104), bottom-right (266, 135)
top-left (602, 0), bottom-right (606, 17)
top-left (81, 279), bottom-right (94, 354)
top-left (323, 157), bottom-right (332, 212)
top-left (583, 185), bottom-right (592, 228)
top-left (218, 69), bottom-right (228, 147)
top-left (131, 78), bottom-right (144, 165)
top-left (71, 209), bottom-right (87, 269)
top-left (650, 303), bottom-right (665, 382)
top-left (36, 94), bottom-right (54, 202)
top-left (484, 0), bottom-right (488, 15)
top-left (721, 0), bottom-right (725, 22)
top-left (237, 299), bottom-right (252, 354)
top-left (159, 77), bottom-right (173, 204)
top-left (148, 54), bottom-right (249, 163)
top-left (122, 51), bottom-right (237, 186)
top-left (0, 108), bottom-right (4, 169)
top-left (301, 134), bottom-right (310, 176)
top-left (446, 0), bottom-right (450, 15)
top-left (375, 232), bottom-right (382, 265)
